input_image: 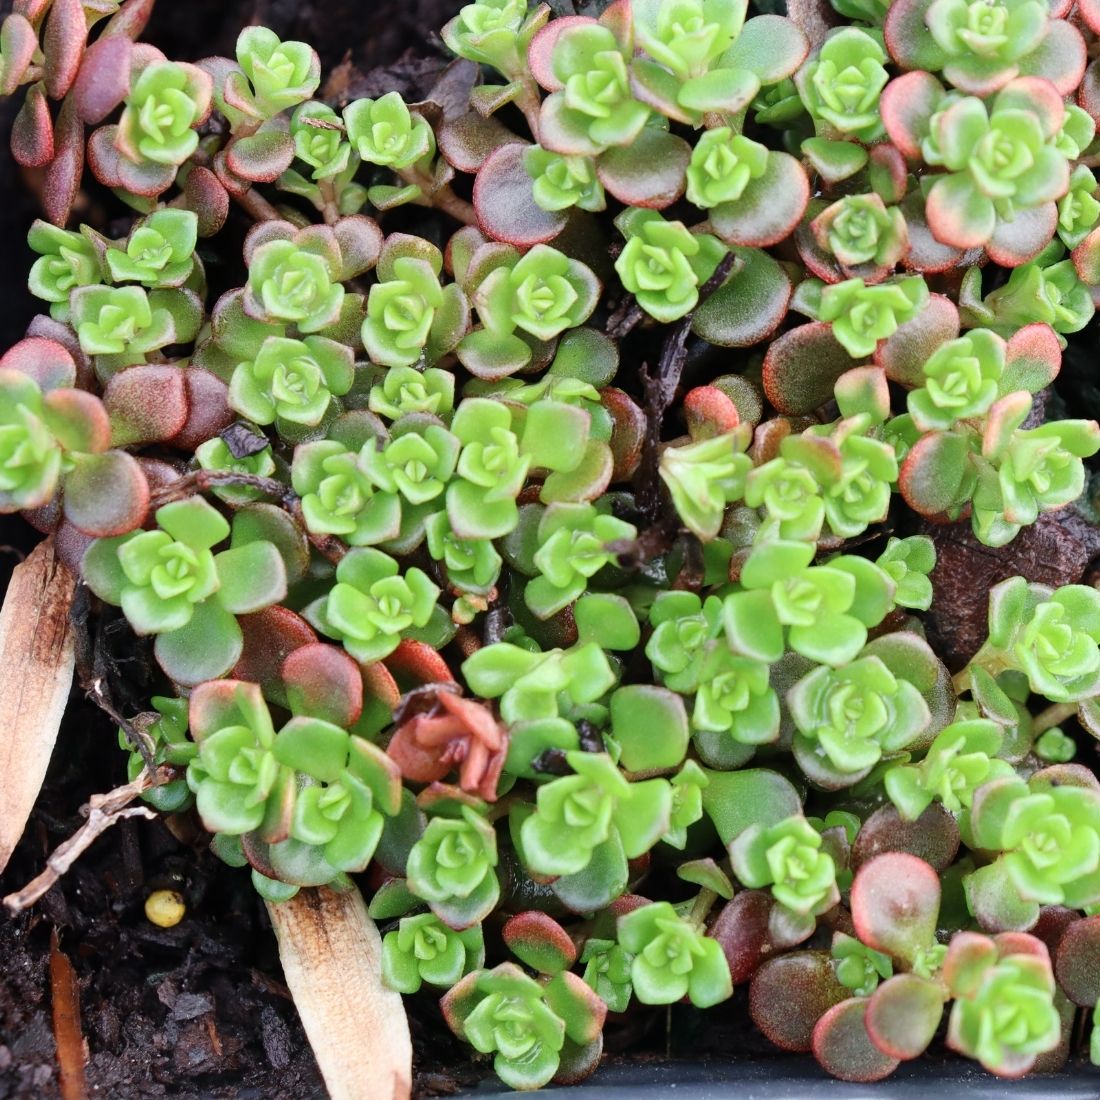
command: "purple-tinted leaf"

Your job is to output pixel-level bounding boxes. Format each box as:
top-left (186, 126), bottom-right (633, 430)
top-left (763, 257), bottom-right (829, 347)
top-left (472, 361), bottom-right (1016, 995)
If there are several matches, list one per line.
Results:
top-left (813, 998), bottom-right (900, 1082)
top-left (43, 95), bottom-right (84, 227)
top-left (763, 322), bottom-right (856, 415)
top-left (851, 853), bottom-right (940, 964)
top-left (880, 70), bottom-right (944, 161)
top-left (43, 0), bottom-right (85, 99)
top-left (333, 215), bottom-right (383, 281)
top-left (1073, 225), bottom-right (1100, 285)
top-left (179, 166), bottom-right (230, 238)
top-left (1054, 916), bottom-right (1100, 1006)
top-left (527, 16), bottom-right (596, 93)
top-left (63, 450), bottom-right (149, 537)
top-left (692, 247), bottom-right (791, 349)
top-left (104, 364), bottom-right (189, 447)
top-left (101, 0), bottom-right (157, 40)
top-left (172, 369), bottom-right (234, 453)
top-left (474, 142), bottom-right (567, 247)
top-left (868, 144), bottom-right (908, 206)
top-left (710, 890), bottom-right (773, 985)
top-left (852, 803), bottom-right (960, 874)
top-left (750, 952), bottom-right (848, 1051)
top-left (986, 204), bottom-right (1059, 269)
top-left (72, 34), bottom-right (132, 123)
top-left (12, 82), bottom-right (54, 168)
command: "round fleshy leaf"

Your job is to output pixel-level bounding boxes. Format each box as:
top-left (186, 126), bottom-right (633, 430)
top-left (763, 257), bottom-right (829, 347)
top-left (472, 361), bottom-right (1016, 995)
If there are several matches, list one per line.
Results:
top-left (850, 853), bottom-right (940, 964)
top-left (282, 642), bottom-right (363, 728)
top-left (985, 203), bottom-right (1059, 269)
top-left (181, 166), bottom-right (230, 238)
top-left (763, 322), bottom-right (857, 414)
top-left (1054, 917), bottom-right (1100, 1006)
top-left (812, 998), bottom-right (900, 1083)
top-left (154, 597), bottom-right (244, 686)
top-left (879, 70), bottom-right (944, 161)
top-left (849, 805), bottom-right (963, 871)
top-left (865, 974), bottom-right (945, 1060)
top-left (898, 430), bottom-right (972, 518)
top-left (610, 684), bottom-right (689, 773)
top-left (502, 911), bottom-right (577, 975)
top-left (104, 365), bottom-right (189, 447)
top-left (874, 294), bottom-right (960, 387)
top-left (43, 97), bottom-right (83, 225)
top-left (437, 110), bottom-right (518, 174)
top-left (702, 768), bottom-right (801, 847)
top-left (43, 0), bottom-right (84, 99)
top-left (231, 605), bottom-right (317, 708)
top-left (0, 337), bottom-right (76, 392)
top-left (63, 451), bottom-right (149, 537)
top-left (214, 540), bottom-right (287, 615)
top-left (692, 247), bottom-right (791, 349)
top-left (597, 129), bottom-right (689, 210)
top-left (72, 34), bottom-right (131, 124)
top-left (710, 890), bottom-right (773, 985)
top-left (474, 142), bottom-right (567, 247)
top-left (0, 14), bottom-right (37, 97)
top-left (12, 82), bottom-right (54, 168)
top-left (226, 130), bottom-right (296, 184)
top-left (750, 952), bottom-right (848, 1051)
top-left (710, 153), bottom-right (809, 249)
top-left (720, 15), bottom-right (808, 83)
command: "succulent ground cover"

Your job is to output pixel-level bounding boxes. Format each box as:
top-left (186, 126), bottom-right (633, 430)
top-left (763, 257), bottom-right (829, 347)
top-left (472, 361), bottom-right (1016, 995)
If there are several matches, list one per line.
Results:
top-left (5, 0), bottom-right (1100, 1090)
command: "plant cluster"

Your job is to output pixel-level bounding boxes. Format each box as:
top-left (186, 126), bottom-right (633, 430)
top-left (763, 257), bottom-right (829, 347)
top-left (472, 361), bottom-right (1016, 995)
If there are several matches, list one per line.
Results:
top-left (6, 0), bottom-right (1100, 1089)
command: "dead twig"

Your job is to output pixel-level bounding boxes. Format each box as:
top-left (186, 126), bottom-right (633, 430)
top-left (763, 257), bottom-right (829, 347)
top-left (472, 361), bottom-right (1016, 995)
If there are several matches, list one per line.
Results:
top-left (3, 767), bottom-right (173, 913)
top-left (49, 930), bottom-right (90, 1100)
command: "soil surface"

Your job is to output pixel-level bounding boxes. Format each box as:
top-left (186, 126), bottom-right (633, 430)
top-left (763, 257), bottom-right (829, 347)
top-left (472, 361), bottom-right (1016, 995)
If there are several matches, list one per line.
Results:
top-left (3, 1), bottom-right (1100, 1097)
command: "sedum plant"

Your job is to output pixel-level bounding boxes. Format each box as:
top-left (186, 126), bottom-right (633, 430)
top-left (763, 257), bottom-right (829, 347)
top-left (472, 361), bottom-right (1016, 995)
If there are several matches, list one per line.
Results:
top-left (5, 0), bottom-right (1100, 1089)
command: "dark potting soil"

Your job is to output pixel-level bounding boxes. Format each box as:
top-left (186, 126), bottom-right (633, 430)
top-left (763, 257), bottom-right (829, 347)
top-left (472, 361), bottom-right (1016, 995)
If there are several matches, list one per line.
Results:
top-left (3, 1), bottom-right (1100, 1097)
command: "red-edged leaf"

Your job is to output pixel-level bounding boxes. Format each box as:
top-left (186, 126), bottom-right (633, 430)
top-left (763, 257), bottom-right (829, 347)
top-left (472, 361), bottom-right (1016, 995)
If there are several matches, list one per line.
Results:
top-left (231, 605), bottom-right (318, 707)
top-left (986, 203), bottom-right (1059, 268)
top-left (763, 322), bottom-right (856, 414)
top-left (602, 386), bottom-right (645, 482)
top-left (503, 911), bottom-right (577, 975)
top-left (0, 14), bottom-right (38, 96)
top-left (898, 430), bottom-right (972, 517)
top-left (43, 0), bottom-right (85, 99)
top-left (850, 853), bottom-right (940, 964)
top-left (898, 192), bottom-right (970, 275)
top-left (63, 450), bottom-right (150, 537)
top-left (865, 974), bottom-right (945, 1060)
top-left (43, 95), bottom-right (84, 227)
top-left (0, 337), bottom-right (76, 391)
top-left (597, 129), bottom-right (689, 210)
top-left (226, 130), bottom-right (296, 184)
top-left (171, 368), bottom-right (233, 452)
top-left (711, 152), bottom-right (809, 248)
top-left (101, 0), bottom-right (157, 40)
top-left (283, 642), bottom-right (364, 729)
top-left (710, 890), bottom-right (774, 985)
top-left (1002, 323), bottom-right (1061, 393)
top-left (438, 111), bottom-right (517, 174)
top-left (880, 70), bottom-right (944, 161)
top-left (385, 639), bottom-right (456, 688)
top-left (1054, 916), bottom-right (1100, 1007)
top-left (812, 998), bottom-right (900, 1083)
top-left (874, 293), bottom-right (959, 386)
top-left (179, 166), bottom-right (230, 238)
top-left (474, 142), bottom-right (567, 247)
top-left (1017, 20), bottom-right (1086, 97)
top-left (104, 365), bottom-right (189, 447)
top-left (883, 0), bottom-right (948, 71)
top-left (527, 16), bottom-right (597, 92)
top-left (852, 803), bottom-right (960, 874)
top-left (685, 385), bottom-right (740, 440)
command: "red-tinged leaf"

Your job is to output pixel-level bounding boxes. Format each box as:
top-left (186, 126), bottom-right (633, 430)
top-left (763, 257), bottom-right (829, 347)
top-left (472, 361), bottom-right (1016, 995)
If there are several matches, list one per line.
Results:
top-left (0, 14), bottom-right (38, 96)
top-left (880, 70), bottom-right (944, 161)
top-left (385, 639), bottom-right (456, 689)
top-left (692, 246), bottom-right (791, 349)
top-left (333, 215), bottom-right (383, 281)
top-left (42, 389), bottom-right (110, 454)
top-left (503, 911), bottom-right (577, 975)
top-left (43, 95), bottom-right (84, 228)
top-left (1017, 19), bottom-right (1086, 97)
top-left (1080, 0), bottom-right (1100, 32)
top-left (362, 657), bottom-right (402, 711)
top-left (474, 142), bottom-right (567, 247)
top-left (874, 293), bottom-right (960, 386)
top-left (212, 148), bottom-right (252, 198)
top-left (749, 952), bottom-right (848, 1051)
top-left (43, 0), bottom-right (84, 99)
top-left (602, 386), bottom-right (645, 482)
top-left (868, 144), bottom-right (908, 206)
top-left (597, 129), bottom-right (689, 210)
top-left (179, 166), bottom-right (229, 238)
top-left (865, 974), bottom-right (945, 1060)
top-left (527, 16), bottom-right (597, 92)
top-left (850, 853), bottom-right (940, 964)
top-left (62, 450), bottom-right (149, 537)
top-left (283, 643), bottom-right (364, 729)
top-left (26, 315), bottom-right (92, 389)
top-left (1002, 323), bottom-right (1061, 393)
top-left (852, 802), bottom-right (960, 874)
top-left (801, 137), bottom-right (867, 185)
top-left (72, 34), bottom-right (132, 124)
top-left (1073, 225), bottom-right (1100, 285)
top-left (438, 111), bottom-right (518, 174)
top-left (812, 998), bottom-right (900, 1083)
top-left (711, 152), bottom-right (809, 248)
top-left (710, 890), bottom-right (773, 985)
top-left (101, 0), bottom-right (157, 40)
top-left (982, 391), bottom-right (1032, 460)
top-left (1078, 58), bottom-right (1100, 126)
top-left (171, 368), bottom-right (233, 452)
top-left (763, 322), bottom-right (856, 415)
top-left (986, 203), bottom-right (1059, 268)
top-left (898, 192), bottom-right (970, 275)
top-left (898, 430), bottom-right (972, 517)
top-left (1054, 916), bottom-right (1100, 1006)
top-left (104, 365), bottom-right (189, 448)
top-left (86, 124), bottom-right (124, 188)
top-left (231, 605), bottom-right (317, 707)
top-left (117, 146), bottom-right (177, 197)
top-left (12, 82), bottom-right (54, 168)
top-left (0, 337), bottom-right (76, 391)
top-left (685, 385), bottom-right (740, 441)
top-left (883, 0), bottom-right (948, 71)
top-left (226, 130), bottom-right (295, 184)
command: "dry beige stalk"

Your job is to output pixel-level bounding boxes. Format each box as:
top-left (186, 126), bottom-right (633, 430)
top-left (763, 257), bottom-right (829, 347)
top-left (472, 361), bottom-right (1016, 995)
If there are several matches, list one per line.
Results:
top-left (266, 884), bottom-right (413, 1100)
top-left (0, 538), bottom-right (77, 873)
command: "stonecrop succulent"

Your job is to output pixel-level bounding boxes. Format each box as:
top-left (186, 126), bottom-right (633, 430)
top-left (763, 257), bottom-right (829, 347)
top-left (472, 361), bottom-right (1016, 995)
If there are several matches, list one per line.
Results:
top-left (6, 0), bottom-right (1100, 1089)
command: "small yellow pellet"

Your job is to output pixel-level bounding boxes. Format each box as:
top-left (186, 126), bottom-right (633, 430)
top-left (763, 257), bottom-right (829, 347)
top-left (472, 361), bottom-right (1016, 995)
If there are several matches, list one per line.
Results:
top-left (145, 889), bottom-right (186, 928)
